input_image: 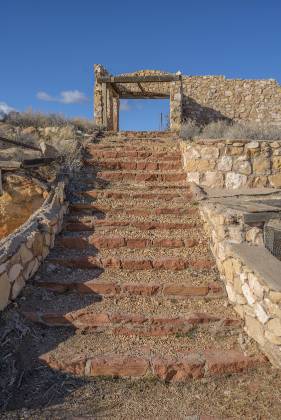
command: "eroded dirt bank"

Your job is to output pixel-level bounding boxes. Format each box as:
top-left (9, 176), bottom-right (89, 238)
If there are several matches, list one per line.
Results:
top-left (0, 174), bottom-right (46, 240)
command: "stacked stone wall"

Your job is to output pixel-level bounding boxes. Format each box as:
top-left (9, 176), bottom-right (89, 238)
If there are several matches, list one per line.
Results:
top-left (0, 180), bottom-right (68, 311)
top-left (200, 202), bottom-right (281, 367)
top-left (181, 139), bottom-right (281, 189)
top-left (182, 76), bottom-right (281, 125)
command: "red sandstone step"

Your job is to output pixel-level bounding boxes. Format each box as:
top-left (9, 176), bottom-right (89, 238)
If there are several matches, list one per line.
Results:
top-left (23, 308), bottom-right (240, 333)
top-left (36, 276), bottom-right (223, 298)
top-left (80, 189), bottom-right (193, 200)
top-left (69, 204), bottom-right (198, 217)
top-left (39, 348), bottom-right (266, 382)
top-left (84, 159), bottom-right (182, 171)
top-left (97, 171), bottom-right (186, 183)
top-left (88, 150), bottom-right (182, 160)
top-left (57, 235), bottom-right (200, 250)
top-left (65, 219), bottom-right (199, 231)
top-left (47, 256), bottom-right (215, 270)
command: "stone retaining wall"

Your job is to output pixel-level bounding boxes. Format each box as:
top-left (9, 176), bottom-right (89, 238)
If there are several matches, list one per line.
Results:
top-left (200, 202), bottom-right (281, 367)
top-left (181, 139), bottom-right (281, 189)
top-left (0, 180), bottom-right (68, 311)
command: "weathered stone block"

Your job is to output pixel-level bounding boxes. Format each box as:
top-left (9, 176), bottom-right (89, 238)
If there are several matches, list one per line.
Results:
top-left (254, 303), bottom-right (270, 324)
top-left (265, 330), bottom-right (281, 345)
top-left (225, 172), bottom-right (247, 189)
top-left (201, 146), bottom-right (219, 159)
top-left (242, 283), bottom-right (256, 305)
top-left (19, 244), bottom-right (33, 265)
top-left (225, 283), bottom-right (236, 303)
top-left (185, 159), bottom-right (215, 172)
top-left (187, 172), bottom-right (200, 184)
top-left (252, 157), bottom-right (270, 174)
top-left (11, 276), bottom-right (25, 299)
top-left (8, 264), bottom-right (23, 283)
top-left (272, 157), bottom-right (281, 170)
top-left (269, 292), bottom-right (281, 303)
top-left (267, 318), bottom-right (281, 336)
top-left (226, 146), bottom-right (244, 156)
top-left (223, 259), bottom-right (234, 282)
top-left (245, 141), bottom-right (260, 150)
top-left (269, 174), bottom-right (281, 188)
top-left (233, 158), bottom-right (252, 175)
top-left (245, 315), bottom-right (265, 345)
top-left (0, 273), bottom-right (10, 310)
top-left (202, 171), bottom-right (224, 188)
top-left (217, 156), bottom-right (233, 171)
top-left (233, 276), bottom-right (243, 294)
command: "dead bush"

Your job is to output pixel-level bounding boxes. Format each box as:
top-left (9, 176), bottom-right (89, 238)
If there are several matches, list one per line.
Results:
top-left (5, 111), bottom-right (67, 129)
top-left (180, 120), bottom-right (281, 141)
top-left (4, 111), bottom-right (99, 133)
top-left (180, 120), bottom-right (201, 139)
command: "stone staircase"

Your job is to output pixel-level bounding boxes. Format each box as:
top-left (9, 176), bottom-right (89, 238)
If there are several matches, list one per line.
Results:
top-left (20, 131), bottom-right (266, 383)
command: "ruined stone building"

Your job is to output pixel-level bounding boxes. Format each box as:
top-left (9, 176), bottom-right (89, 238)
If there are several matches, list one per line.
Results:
top-left (94, 64), bottom-right (281, 131)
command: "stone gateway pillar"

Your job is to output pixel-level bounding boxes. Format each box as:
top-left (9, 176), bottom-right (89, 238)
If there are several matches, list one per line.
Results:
top-left (93, 64), bottom-right (183, 132)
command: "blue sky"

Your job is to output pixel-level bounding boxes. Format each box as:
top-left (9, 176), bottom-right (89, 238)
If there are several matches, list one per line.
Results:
top-left (1, 0), bottom-right (281, 130)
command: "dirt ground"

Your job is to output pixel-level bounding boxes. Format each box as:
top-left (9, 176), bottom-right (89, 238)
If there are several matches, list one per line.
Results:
top-left (1, 304), bottom-right (281, 420)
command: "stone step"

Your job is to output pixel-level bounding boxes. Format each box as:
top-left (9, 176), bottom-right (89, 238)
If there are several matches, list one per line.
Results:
top-left (34, 265), bottom-right (222, 296)
top-left (24, 308), bottom-right (241, 333)
top-left (69, 203), bottom-right (198, 217)
top-left (57, 234), bottom-right (200, 250)
top-left (47, 255), bottom-right (215, 270)
top-left (87, 143), bottom-right (179, 151)
top-left (84, 159), bottom-right (182, 171)
top-left (35, 274), bottom-right (223, 298)
top-left (80, 189), bottom-right (193, 201)
top-left (76, 183), bottom-right (191, 190)
top-left (37, 331), bottom-right (266, 382)
top-left (39, 349), bottom-right (265, 382)
top-left (88, 150), bottom-right (182, 160)
top-left (96, 171), bottom-right (186, 183)
top-left (65, 219), bottom-right (199, 232)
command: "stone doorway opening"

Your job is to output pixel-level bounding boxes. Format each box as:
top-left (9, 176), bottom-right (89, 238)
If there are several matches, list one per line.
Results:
top-left (94, 64), bottom-right (183, 132)
top-left (119, 98), bottom-right (170, 131)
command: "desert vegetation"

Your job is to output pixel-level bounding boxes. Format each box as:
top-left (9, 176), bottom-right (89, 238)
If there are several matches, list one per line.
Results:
top-left (3, 110), bottom-right (98, 132)
top-left (0, 111), bottom-right (101, 173)
top-left (180, 120), bottom-right (281, 141)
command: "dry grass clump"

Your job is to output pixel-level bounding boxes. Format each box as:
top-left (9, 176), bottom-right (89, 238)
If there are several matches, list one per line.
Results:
top-left (4, 111), bottom-right (98, 133)
top-left (180, 120), bottom-right (281, 141)
top-left (5, 111), bottom-right (67, 128)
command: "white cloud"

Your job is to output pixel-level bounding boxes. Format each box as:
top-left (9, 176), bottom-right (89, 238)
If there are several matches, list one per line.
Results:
top-left (120, 100), bottom-right (131, 111)
top-left (36, 90), bottom-right (88, 104)
top-left (37, 91), bottom-right (53, 101)
top-left (0, 101), bottom-right (15, 120)
top-left (60, 90), bottom-right (88, 104)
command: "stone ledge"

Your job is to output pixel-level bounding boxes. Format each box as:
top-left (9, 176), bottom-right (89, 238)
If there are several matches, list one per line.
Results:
top-left (230, 243), bottom-right (281, 292)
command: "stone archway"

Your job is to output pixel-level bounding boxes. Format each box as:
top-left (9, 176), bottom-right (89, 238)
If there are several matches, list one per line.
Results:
top-left (94, 65), bottom-right (183, 132)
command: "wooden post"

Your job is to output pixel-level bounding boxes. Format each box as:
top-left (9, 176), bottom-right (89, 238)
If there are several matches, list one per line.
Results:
top-left (102, 82), bottom-right (107, 129)
top-left (0, 169), bottom-right (3, 196)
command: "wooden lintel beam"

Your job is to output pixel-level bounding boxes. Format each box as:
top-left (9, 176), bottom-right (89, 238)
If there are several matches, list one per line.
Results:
top-left (120, 93), bottom-right (169, 99)
top-left (97, 74), bottom-right (181, 84)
